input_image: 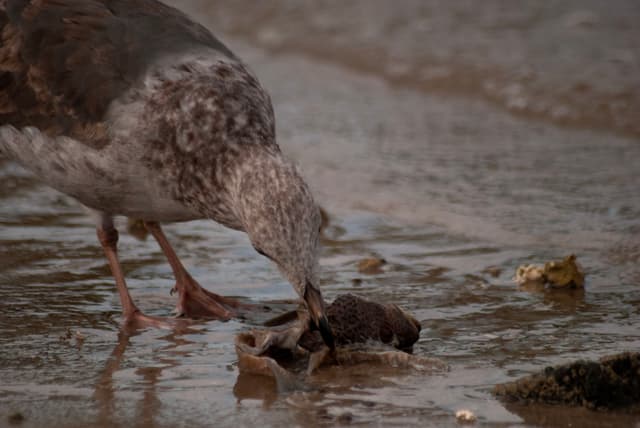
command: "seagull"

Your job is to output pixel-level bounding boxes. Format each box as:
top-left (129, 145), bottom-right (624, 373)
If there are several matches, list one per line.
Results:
top-left (0, 0), bottom-right (334, 348)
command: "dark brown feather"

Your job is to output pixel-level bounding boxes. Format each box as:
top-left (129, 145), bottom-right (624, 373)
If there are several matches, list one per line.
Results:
top-left (0, 0), bottom-right (234, 147)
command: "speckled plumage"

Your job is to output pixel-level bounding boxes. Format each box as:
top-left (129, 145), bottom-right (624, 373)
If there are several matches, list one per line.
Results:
top-left (0, 0), bottom-right (326, 317)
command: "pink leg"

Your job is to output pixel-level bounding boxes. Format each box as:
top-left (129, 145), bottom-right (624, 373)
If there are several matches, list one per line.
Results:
top-left (144, 221), bottom-right (245, 320)
top-left (96, 219), bottom-right (188, 330)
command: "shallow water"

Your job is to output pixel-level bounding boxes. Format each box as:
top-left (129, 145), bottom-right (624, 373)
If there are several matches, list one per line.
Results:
top-left (179, 0), bottom-right (640, 138)
top-left (1, 2), bottom-right (640, 427)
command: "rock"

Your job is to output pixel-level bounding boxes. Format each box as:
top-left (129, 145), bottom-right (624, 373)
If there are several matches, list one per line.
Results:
top-left (8, 412), bottom-right (24, 425)
top-left (494, 352), bottom-right (640, 410)
top-left (482, 266), bottom-right (502, 278)
top-left (514, 264), bottom-right (546, 287)
top-left (336, 412), bottom-right (353, 424)
top-left (544, 254), bottom-right (585, 288)
top-left (455, 409), bottom-right (477, 423)
top-left (357, 257), bottom-right (386, 274)
top-left (514, 254), bottom-right (585, 289)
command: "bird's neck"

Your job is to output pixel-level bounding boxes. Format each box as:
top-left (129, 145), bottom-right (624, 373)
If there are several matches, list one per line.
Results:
top-left (228, 147), bottom-right (290, 227)
top-left (227, 148), bottom-right (321, 290)
top-left (189, 146), bottom-right (281, 230)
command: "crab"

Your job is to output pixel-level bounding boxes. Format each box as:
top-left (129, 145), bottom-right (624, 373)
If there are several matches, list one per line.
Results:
top-left (235, 294), bottom-right (447, 390)
top-left (494, 352), bottom-right (640, 410)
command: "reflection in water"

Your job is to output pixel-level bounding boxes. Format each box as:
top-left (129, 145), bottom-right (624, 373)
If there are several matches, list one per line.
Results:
top-left (174, 0), bottom-right (640, 139)
top-left (136, 365), bottom-right (163, 428)
top-left (518, 284), bottom-right (587, 313)
top-left (94, 332), bottom-right (130, 426)
top-left (94, 324), bottom-right (198, 428)
top-left (233, 373), bottom-right (278, 407)
top-left (503, 401), bottom-right (640, 428)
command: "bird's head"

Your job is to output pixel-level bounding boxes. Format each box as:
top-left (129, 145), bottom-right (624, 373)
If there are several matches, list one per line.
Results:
top-left (234, 151), bottom-right (334, 349)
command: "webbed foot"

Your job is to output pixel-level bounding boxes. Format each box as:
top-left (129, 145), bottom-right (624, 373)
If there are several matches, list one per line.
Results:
top-left (122, 310), bottom-right (194, 331)
top-left (173, 273), bottom-right (249, 320)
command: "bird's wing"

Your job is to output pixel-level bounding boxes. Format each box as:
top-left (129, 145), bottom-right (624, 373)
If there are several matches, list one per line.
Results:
top-left (0, 0), bottom-right (233, 147)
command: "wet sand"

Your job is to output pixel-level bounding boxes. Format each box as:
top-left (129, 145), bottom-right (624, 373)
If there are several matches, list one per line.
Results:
top-left (177, 0), bottom-right (640, 138)
top-left (1, 2), bottom-right (640, 427)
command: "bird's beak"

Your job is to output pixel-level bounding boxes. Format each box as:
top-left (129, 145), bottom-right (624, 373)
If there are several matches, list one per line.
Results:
top-left (304, 282), bottom-right (335, 350)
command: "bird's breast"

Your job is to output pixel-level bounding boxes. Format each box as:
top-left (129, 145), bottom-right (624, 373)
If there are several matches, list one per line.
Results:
top-left (103, 49), bottom-right (276, 225)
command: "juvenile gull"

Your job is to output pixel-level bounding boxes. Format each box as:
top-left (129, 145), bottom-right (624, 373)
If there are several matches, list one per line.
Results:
top-left (0, 0), bottom-right (334, 347)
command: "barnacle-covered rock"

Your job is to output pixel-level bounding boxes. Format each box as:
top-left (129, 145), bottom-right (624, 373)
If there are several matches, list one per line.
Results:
top-left (494, 352), bottom-right (640, 410)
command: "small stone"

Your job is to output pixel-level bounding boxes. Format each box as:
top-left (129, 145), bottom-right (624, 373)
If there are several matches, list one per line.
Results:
top-left (482, 266), bottom-right (502, 278)
top-left (514, 255), bottom-right (585, 289)
top-left (59, 328), bottom-right (73, 341)
top-left (455, 409), bottom-right (476, 423)
top-left (357, 257), bottom-right (386, 274)
top-left (8, 412), bottom-right (24, 425)
top-left (544, 254), bottom-right (585, 288)
top-left (513, 264), bottom-right (546, 287)
top-left (336, 412), bottom-right (353, 424)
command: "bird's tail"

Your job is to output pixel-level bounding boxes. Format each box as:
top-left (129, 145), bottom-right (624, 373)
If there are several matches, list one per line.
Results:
top-left (0, 125), bottom-right (107, 202)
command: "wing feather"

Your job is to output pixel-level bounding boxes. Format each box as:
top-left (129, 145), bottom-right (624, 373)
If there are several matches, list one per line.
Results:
top-left (0, 0), bottom-right (233, 147)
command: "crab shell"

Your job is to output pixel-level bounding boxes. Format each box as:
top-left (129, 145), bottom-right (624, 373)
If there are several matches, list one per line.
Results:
top-left (299, 294), bottom-right (422, 353)
top-left (235, 294), bottom-right (444, 381)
